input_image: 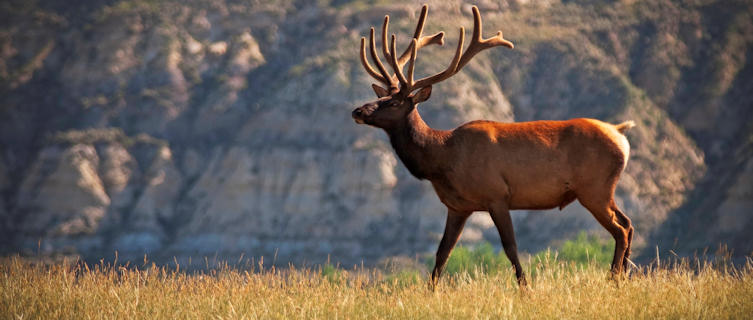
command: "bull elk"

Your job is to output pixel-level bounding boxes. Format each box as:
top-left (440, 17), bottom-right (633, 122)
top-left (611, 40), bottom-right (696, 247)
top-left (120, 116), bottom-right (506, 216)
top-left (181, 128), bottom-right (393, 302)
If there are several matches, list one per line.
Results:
top-left (351, 5), bottom-right (635, 287)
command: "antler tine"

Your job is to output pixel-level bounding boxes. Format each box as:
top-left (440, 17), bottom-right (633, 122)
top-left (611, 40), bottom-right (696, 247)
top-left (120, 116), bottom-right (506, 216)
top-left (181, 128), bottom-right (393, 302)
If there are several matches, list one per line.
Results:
top-left (396, 5), bottom-right (444, 67)
top-left (472, 5), bottom-right (483, 44)
top-left (381, 16), bottom-right (392, 62)
top-left (369, 27), bottom-right (397, 89)
top-left (412, 27), bottom-right (465, 90)
top-left (413, 5), bottom-right (428, 39)
top-left (360, 37), bottom-right (389, 85)
top-left (406, 38), bottom-right (418, 88)
top-left (456, 6), bottom-right (514, 70)
top-left (390, 34), bottom-right (409, 88)
top-left (397, 32), bottom-right (444, 67)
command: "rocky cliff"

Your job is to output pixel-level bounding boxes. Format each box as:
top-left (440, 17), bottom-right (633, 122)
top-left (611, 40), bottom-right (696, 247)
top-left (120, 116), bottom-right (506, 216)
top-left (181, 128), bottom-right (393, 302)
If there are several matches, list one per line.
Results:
top-left (1, 0), bottom-right (751, 264)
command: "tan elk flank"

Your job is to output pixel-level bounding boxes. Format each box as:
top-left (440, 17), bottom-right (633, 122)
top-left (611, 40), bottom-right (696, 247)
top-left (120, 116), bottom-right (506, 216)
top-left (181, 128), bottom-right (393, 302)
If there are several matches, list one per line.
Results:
top-left (351, 5), bottom-right (635, 287)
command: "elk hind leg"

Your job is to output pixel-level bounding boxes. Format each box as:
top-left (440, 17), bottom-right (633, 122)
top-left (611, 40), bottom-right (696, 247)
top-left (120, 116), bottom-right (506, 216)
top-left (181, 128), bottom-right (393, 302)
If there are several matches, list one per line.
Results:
top-left (579, 195), bottom-right (629, 275)
top-left (611, 202), bottom-right (634, 271)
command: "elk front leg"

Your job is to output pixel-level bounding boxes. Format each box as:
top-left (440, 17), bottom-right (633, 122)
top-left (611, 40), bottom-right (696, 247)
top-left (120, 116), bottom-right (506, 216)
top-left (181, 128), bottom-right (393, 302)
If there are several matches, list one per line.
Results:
top-left (489, 203), bottom-right (527, 287)
top-left (431, 209), bottom-right (470, 289)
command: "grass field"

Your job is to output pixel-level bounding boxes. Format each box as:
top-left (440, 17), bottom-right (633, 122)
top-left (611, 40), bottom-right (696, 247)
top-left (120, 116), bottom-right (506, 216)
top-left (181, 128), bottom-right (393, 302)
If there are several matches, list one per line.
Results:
top-left (3, 246), bottom-right (752, 319)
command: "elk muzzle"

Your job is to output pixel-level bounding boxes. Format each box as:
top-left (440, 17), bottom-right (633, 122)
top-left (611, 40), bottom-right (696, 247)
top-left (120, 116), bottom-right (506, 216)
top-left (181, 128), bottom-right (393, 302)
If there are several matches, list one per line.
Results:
top-left (352, 104), bottom-right (377, 124)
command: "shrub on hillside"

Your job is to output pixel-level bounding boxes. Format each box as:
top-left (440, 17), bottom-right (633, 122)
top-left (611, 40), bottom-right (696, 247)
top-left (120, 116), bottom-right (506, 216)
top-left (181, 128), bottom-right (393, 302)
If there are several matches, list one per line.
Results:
top-left (427, 231), bottom-right (615, 275)
top-left (557, 231), bottom-right (614, 267)
top-left (425, 242), bottom-right (512, 276)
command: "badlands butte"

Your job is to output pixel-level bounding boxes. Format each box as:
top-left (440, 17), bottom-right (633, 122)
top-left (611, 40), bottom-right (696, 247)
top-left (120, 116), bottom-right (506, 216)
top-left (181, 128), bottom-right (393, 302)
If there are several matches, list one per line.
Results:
top-left (1, 0), bottom-right (751, 265)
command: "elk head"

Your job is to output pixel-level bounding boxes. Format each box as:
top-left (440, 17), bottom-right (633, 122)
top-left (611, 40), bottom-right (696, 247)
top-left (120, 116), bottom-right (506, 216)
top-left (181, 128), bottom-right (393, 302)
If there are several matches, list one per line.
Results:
top-left (352, 5), bottom-right (514, 129)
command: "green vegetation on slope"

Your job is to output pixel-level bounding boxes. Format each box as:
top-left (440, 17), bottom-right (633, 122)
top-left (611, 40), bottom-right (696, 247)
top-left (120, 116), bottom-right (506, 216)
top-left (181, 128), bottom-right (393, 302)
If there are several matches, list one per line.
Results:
top-left (557, 231), bottom-right (615, 267)
top-left (427, 231), bottom-right (615, 277)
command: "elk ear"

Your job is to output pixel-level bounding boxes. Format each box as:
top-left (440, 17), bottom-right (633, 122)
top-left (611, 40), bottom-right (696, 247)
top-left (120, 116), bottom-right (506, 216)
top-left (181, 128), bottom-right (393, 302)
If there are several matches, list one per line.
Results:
top-left (372, 84), bottom-right (390, 98)
top-left (411, 86), bottom-right (432, 104)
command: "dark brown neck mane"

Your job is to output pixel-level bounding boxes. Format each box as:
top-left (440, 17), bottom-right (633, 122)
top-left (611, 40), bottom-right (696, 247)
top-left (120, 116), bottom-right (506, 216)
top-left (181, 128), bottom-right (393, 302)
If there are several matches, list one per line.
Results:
top-left (384, 107), bottom-right (449, 180)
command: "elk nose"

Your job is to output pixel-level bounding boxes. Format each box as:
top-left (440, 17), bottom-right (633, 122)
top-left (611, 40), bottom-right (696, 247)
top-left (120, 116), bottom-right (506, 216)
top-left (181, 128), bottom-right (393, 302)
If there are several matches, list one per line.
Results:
top-left (352, 108), bottom-right (363, 118)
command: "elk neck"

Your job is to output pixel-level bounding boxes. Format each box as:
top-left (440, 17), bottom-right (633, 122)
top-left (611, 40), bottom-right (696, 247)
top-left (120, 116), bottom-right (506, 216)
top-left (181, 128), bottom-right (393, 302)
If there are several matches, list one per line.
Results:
top-left (384, 107), bottom-right (450, 180)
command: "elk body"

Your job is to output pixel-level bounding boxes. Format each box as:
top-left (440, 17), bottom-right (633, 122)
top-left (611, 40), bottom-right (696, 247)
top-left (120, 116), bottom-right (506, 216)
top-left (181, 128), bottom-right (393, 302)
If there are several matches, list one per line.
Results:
top-left (351, 5), bottom-right (635, 287)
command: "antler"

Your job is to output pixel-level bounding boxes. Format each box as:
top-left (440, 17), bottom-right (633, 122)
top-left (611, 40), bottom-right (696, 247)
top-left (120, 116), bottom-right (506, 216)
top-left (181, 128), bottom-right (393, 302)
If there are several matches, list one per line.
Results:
top-left (409, 6), bottom-right (513, 93)
top-left (359, 5), bottom-right (513, 95)
top-left (360, 28), bottom-right (394, 88)
top-left (360, 5), bottom-right (444, 92)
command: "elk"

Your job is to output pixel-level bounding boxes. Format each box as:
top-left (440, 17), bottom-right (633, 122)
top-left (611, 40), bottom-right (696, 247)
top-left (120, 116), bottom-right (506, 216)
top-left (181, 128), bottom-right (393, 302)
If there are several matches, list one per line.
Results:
top-left (351, 5), bottom-right (635, 287)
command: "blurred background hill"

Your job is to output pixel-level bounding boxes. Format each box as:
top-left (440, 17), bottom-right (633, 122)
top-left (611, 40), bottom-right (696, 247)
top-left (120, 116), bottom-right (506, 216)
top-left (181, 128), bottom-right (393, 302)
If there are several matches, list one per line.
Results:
top-left (1, 0), bottom-right (751, 265)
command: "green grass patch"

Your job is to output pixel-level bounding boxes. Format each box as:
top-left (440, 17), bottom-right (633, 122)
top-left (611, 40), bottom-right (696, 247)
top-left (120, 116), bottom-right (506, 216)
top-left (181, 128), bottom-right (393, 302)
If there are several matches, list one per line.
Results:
top-left (427, 231), bottom-right (615, 277)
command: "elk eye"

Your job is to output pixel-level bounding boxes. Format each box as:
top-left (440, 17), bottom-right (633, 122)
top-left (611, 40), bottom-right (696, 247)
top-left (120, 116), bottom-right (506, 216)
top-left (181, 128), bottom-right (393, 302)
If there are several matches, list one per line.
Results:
top-left (389, 101), bottom-right (400, 107)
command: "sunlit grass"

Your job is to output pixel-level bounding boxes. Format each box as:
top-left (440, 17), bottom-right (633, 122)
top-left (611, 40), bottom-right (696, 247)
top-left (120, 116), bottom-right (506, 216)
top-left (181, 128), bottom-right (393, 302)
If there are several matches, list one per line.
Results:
top-left (2, 253), bottom-right (752, 319)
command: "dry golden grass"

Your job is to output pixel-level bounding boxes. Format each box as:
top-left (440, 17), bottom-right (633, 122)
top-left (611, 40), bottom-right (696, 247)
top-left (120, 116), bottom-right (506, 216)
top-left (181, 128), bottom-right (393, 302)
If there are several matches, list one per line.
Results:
top-left (2, 255), bottom-right (752, 319)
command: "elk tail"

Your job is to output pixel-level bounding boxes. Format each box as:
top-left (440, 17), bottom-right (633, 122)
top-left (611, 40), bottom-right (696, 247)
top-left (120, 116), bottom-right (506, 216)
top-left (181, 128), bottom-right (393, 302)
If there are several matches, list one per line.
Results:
top-left (615, 120), bottom-right (635, 134)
